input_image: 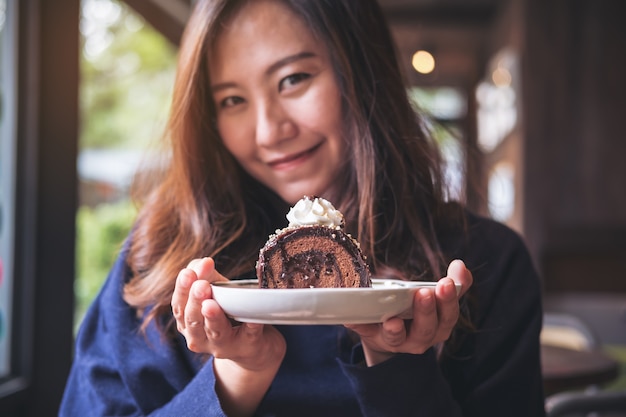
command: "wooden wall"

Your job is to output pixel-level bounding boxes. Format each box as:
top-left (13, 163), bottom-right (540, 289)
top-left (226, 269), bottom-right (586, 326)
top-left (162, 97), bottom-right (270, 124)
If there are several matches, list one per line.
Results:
top-left (520, 0), bottom-right (626, 293)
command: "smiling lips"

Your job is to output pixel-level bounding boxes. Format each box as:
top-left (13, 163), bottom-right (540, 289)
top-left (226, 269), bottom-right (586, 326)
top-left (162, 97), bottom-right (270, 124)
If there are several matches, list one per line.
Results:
top-left (267, 142), bottom-right (323, 170)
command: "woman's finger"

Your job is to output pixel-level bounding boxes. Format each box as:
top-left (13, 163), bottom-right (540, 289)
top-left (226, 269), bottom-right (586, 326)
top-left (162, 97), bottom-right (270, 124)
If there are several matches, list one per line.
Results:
top-left (433, 277), bottom-right (460, 341)
top-left (408, 288), bottom-right (438, 352)
top-left (446, 259), bottom-right (473, 297)
top-left (201, 299), bottom-right (268, 360)
top-left (183, 279), bottom-right (213, 351)
top-left (201, 298), bottom-right (234, 344)
top-left (171, 268), bottom-right (197, 332)
top-left (380, 317), bottom-right (407, 347)
top-left (189, 257), bottom-right (229, 283)
top-left (188, 257), bottom-right (210, 280)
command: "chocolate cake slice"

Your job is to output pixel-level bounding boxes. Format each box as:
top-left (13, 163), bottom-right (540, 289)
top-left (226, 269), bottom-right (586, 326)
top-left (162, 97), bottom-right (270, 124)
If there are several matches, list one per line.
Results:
top-left (257, 196), bottom-right (372, 289)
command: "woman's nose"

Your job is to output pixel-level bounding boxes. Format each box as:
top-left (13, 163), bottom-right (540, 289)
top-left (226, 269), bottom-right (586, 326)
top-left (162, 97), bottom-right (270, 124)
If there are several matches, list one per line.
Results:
top-left (255, 101), bottom-right (297, 146)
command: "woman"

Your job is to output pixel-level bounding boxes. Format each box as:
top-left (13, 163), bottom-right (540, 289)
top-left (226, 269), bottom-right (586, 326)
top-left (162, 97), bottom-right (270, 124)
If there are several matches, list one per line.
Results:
top-left (60, 0), bottom-right (545, 416)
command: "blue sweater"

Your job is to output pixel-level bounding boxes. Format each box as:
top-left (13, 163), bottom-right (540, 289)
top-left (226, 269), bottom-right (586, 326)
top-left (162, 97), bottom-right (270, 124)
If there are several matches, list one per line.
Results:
top-left (60, 214), bottom-right (546, 416)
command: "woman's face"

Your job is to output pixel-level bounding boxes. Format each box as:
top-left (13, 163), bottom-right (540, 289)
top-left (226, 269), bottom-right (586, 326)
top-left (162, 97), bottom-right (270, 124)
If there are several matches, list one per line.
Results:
top-left (209, 0), bottom-right (346, 205)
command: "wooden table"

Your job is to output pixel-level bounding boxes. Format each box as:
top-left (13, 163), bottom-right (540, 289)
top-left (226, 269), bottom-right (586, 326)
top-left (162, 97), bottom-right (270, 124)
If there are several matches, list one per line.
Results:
top-left (542, 344), bottom-right (621, 395)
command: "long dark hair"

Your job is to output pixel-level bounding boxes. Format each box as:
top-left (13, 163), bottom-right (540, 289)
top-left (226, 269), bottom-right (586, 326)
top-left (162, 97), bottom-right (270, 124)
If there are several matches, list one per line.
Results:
top-left (124, 0), bottom-right (464, 337)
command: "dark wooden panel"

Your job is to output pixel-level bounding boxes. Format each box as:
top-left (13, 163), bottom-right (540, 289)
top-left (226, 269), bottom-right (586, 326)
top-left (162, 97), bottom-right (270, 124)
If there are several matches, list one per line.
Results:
top-left (122, 0), bottom-right (189, 45)
top-left (542, 228), bottom-right (626, 293)
top-left (544, 250), bottom-right (626, 293)
top-left (522, 0), bottom-right (626, 281)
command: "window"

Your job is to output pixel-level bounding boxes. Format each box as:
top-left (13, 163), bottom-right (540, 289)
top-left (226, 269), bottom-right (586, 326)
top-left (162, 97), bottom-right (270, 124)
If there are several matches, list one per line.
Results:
top-left (475, 48), bottom-right (523, 230)
top-left (408, 86), bottom-right (468, 202)
top-left (0, 0), bottom-right (16, 380)
top-left (0, 1), bottom-right (80, 414)
top-left (75, 0), bottom-right (176, 329)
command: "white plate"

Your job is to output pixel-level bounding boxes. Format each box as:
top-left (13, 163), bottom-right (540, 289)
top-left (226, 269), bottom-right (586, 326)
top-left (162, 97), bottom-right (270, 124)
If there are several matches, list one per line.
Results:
top-left (211, 278), bottom-right (461, 325)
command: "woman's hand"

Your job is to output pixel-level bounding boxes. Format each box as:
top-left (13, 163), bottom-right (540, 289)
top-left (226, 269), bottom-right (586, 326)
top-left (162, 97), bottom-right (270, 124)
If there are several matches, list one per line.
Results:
top-left (345, 259), bottom-right (473, 366)
top-left (171, 257), bottom-right (286, 417)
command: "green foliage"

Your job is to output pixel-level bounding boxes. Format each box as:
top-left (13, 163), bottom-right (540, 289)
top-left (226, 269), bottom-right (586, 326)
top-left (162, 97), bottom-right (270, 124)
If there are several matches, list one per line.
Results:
top-left (80, 0), bottom-right (177, 150)
top-left (74, 200), bottom-right (137, 330)
top-left (75, 1), bottom-right (177, 330)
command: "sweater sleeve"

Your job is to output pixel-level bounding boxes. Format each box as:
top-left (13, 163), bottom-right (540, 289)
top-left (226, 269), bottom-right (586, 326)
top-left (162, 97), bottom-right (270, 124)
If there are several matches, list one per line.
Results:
top-left (339, 348), bottom-right (463, 417)
top-left (438, 216), bottom-right (546, 417)
top-left (340, 215), bottom-right (546, 417)
top-left (59, 245), bottom-right (228, 417)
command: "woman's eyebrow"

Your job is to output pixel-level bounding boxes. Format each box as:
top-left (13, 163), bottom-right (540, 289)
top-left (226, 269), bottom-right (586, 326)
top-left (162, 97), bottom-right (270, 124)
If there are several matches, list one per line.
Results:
top-left (265, 51), bottom-right (316, 76)
top-left (211, 51), bottom-right (317, 94)
top-left (212, 81), bottom-right (237, 94)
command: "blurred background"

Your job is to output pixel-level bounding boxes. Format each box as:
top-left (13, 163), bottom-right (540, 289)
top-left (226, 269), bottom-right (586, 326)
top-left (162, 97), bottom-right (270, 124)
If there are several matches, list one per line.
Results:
top-left (0, 0), bottom-right (625, 415)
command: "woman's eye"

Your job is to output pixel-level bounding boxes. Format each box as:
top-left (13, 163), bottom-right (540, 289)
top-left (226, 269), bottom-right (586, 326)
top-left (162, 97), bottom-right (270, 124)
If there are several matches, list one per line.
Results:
top-left (219, 96), bottom-right (244, 108)
top-left (279, 73), bottom-right (311, 91)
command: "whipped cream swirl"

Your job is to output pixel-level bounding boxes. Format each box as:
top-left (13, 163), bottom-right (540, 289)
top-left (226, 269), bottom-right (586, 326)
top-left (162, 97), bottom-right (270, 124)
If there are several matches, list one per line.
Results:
top-left (287, 196), bottom-right (344, 228)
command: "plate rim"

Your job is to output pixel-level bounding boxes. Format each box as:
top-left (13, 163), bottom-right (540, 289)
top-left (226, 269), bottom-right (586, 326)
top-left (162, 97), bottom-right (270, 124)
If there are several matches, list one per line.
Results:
top-left (211, 278), bottom-right (450, 291)
top-left (210, 278), bottom-right (460, 325)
